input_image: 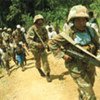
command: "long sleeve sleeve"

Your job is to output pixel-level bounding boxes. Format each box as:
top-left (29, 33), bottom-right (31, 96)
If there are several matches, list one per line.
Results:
top-left (27, 26), bottom-right (39, 48)
top-left (48, 34), bottom-right (67, 58)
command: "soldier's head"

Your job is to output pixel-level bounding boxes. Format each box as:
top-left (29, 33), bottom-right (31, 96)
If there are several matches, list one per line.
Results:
top-left (33, 14), bottom-right (44, 27)
top-left (67, 5), bottom-right (89, 31)
top-left (7, 28), bottom-right (12, 33)
top-left (0, 28), bottom-right (3, 32)
top-left (16, 24), bottom-right (21, 31)
top-left (21, 27), bottom-right (25, 33)
top-left (3, 27), bottom-right (7, 31)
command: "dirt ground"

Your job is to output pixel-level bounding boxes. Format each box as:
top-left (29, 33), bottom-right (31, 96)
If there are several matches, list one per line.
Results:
top-left (0, 52), bottom-right (100, 100)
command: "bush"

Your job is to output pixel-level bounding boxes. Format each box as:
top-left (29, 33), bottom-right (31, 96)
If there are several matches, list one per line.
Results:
top-left (21, 14), bottom-right (33, 31)
top-left (35, 6), bottom-right (68, 29)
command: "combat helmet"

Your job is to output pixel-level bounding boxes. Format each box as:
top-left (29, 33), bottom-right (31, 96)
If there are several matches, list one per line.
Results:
top-left (3, 27), bottom-right (7, 31)
top-left (7, 28), bottom-right (12, 32)
top-left (33, 14), bottom-right (44, 23)
top-left (21, 27), bottom-right (25, 33)
top-left (16, 24), bottom-right (21, 29)
top-left (67, 5), bottom-right (89, 22)
top-left (0, 28), bottom-right (2, 31)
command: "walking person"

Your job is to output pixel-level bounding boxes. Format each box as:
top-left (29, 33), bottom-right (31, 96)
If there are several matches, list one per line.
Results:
top-left (48, 5), bottom-right (99, 99)
top-left (27, 14), bottom-right (52, 82)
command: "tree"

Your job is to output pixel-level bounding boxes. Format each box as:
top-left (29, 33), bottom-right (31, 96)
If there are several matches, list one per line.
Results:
top-left (0, 0), bottom-right (99, 28)
top-left (0, 0), bottom-right (11, 27)
top-left (90, 0), bottom-right (100, 17)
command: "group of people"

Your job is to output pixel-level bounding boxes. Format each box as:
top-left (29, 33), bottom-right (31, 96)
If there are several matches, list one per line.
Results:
top-left (0, 24), bottom-right (28, 75)
top-left (0, 4), bottom-right (100, 100)
top-left (49, 5), bottom-right (100, 100)
top-left (27, 4), bottom-right (100, 100)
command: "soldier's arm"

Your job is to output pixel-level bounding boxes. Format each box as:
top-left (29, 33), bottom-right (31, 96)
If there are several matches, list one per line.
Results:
top-left (92, 28), bottom-right (100, 55)
top-left (48, 34), bottom-right (69, 59)
top-left (27, 27), bottom-right (40, 47)
top-left (12, 30), bottom-right (16, 37)
top-left (42, 27), bottom-right (49, 43)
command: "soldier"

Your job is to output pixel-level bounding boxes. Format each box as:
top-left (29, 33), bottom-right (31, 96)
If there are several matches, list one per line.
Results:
top-left (2, 46), bottom-right (11, 75)
top-left (48, 5), bottom-right (99, 99)
top-left (21, 27), bottom-right (29, 48)
top-left (0, 28), bottom-right (3, 68)
top-left (13, 25), bottom-right (28, 47)
top-left (12, 25), bottom-right (21, 44)
top-left (0, 28), bottom-right (3, 34)
top-left (88, 11), bottom-right (99, 29)
top-left (7, 28), bottom-right (12, 36)
top-left (0, 37), bottom-right (3, 68)
top-left (2, 27), bottom-right (9, 42)
top-left (7, 28), bottom-right (13, 43)
top-left (27, 14), bottom-right (52, 82)
top-left (87, 11), bottom-right (100, 37)
top-left (0, 28), bottom-right (3, 43)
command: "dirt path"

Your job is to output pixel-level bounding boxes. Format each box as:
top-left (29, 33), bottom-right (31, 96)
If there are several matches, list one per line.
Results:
top-left (0, 53), bottom-right (100, 100)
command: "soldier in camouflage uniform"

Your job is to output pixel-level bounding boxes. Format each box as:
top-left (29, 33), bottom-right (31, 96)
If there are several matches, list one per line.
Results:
top-left (2, 27), bottom-right (9, 42)
top-left (0, 28), bottom-right (3, 34)
top-left (48, 5), bottom-right (99, 99)
top-left (1, 27), bottom-right (12, 75)
top-left (12, 25), bottom-right (26, 44)
top-left (0, 28), bottom-right (3, 43)
top-left (27, 14), bottom-right (52, 82)
top-left (0, 28), bottom-right (3, 68)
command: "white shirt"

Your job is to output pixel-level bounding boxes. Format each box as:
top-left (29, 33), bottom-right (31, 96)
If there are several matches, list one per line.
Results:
top-left (46, 25), bottom-right (54, 32)
top-left (48, 31), bottom-right (57, 39)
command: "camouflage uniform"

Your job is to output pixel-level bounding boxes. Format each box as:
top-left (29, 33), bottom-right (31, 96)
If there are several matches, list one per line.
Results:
top-left (27, 14), bottom-right (51, 82)
top-left (0, 28), bottom-right (3, 68)
top-left (48, 5), bottom-right (99, 99)
top-left (0, 28), bottom-right (3, 44)
top-left (0, 28), bottom-right (3, 34)
top-left (2, 27), bottom-right (10, 42)
top-left (12, 29), bottom-right (26, 44)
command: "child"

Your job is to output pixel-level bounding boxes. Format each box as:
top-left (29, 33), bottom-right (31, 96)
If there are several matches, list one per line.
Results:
top-left (15, 44), bottom-right (26, 71)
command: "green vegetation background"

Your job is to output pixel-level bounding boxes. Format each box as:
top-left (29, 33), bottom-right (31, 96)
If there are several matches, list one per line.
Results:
top-left (0, 0), bottom-right (100, 30)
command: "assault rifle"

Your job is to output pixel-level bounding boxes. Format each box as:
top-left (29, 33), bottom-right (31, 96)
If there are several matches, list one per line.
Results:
top-left (66, 49), bottom-right (100, 66)
top-left (60, 32), bottom-right (100, 67)
top-left (34, 28), bottom-right (48, 49)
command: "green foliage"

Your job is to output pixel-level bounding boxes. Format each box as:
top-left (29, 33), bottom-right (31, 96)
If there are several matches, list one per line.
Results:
top-left (7, 4), bottom-right (21, 21)
top-left (0, 0), bottom-right (99, 28)
top-left (36, 6), bottom-right (68, 26)
top-left (21, 14), bottom-right (33, 30)
top-left (90, 0), bottom-right (100, 17)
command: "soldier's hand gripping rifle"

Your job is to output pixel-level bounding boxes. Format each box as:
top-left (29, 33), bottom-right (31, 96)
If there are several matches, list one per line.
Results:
top-left (66, 49), bottom-right (100, 67)
top-left (35, 30), bottom-right (48, 49)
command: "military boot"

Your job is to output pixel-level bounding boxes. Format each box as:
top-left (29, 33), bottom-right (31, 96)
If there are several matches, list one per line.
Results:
top-left (79, 94), bottom-right (83, 100)
top-left (6, 65), bottom-right (11, 76)
top-left (7, 70), bottom-right (11, 76)
top-left (78, 89), bottom-right (84, 100)
top-left (46, 72), bottom-right (52, 82)
top-left (37, 68), bottom-right (45, 77)
top-left (22, 67), bottom-right (26, 72)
